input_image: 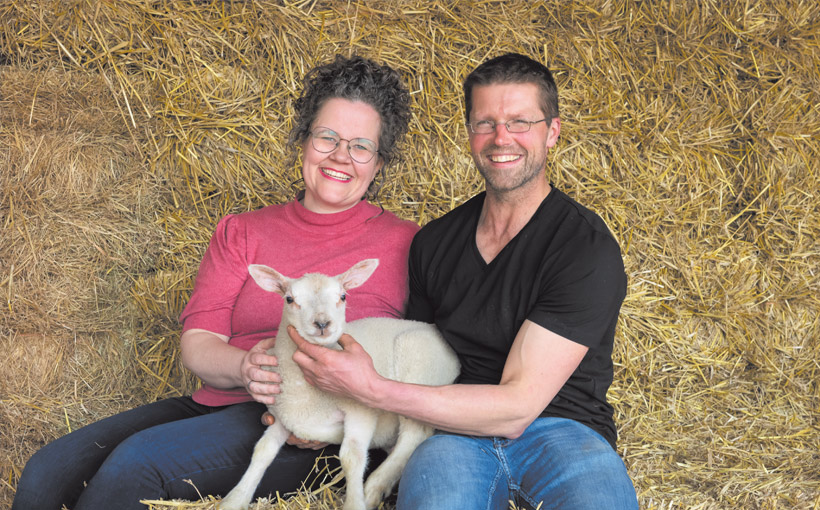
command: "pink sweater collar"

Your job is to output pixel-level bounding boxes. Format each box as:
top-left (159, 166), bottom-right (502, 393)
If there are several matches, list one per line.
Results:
top-left (286, 197), bottom-right (378, 233)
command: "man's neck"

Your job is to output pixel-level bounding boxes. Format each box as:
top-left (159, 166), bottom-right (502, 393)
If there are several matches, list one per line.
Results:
top-left (476, 179), bottom-right (551, 263)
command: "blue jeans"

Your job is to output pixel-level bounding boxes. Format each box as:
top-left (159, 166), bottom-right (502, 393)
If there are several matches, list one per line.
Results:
top-left (397, 417), bottom-right (638, 510)
top-left (12, 397), bottom-right (349, 510)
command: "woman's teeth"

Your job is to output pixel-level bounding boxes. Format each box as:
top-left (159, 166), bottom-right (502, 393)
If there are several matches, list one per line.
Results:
top-left (322, 168), bottom-right (352, 180)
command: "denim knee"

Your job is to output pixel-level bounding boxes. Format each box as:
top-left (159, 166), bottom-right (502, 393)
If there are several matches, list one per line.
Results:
top-left (13, 431), bottom-right (112, 510)
top-left (513, 418), bottom-right (638, 510)
top-left (398, 433), bottom-right (508, 510)
top-left (14, 446), bottom-right (72, 510)
top-left (97, 433), bottom-right (161, 484)
top-left (72, 431), bottom-right (170, 510)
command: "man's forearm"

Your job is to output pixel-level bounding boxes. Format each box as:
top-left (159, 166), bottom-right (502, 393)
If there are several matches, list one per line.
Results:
top-left (365, 377), bottom-right (539, 439)
top-left (362, 320), bottom-right (588, 438)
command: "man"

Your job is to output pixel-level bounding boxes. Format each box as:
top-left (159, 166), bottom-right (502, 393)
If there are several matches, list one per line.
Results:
top-left (290, 53), bottom-right (639, 509)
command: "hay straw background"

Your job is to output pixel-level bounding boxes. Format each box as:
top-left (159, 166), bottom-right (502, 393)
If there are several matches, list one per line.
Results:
top-left (1, 1), bottom-right (818, 509)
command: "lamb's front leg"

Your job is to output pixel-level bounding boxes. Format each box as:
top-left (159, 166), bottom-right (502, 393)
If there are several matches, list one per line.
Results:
top-left (220, 419), bottom-right (290, 510)
top-left (339, 412), bottom-right (379, 510)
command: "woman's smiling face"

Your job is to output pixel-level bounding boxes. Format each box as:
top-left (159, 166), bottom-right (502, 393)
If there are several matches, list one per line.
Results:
top-left (301, 98), bottom-right (383, 214)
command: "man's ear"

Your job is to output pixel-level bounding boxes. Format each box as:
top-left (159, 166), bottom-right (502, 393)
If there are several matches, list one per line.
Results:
top-left (546, 117), bottom-right (561, 150)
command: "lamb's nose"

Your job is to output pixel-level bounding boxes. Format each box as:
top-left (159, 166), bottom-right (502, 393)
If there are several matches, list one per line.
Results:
top-left (314, 320), bottom-right (330, 332)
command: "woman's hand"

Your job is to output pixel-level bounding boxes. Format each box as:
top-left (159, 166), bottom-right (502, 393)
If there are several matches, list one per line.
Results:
top-left (241, 337), bottom-right (281, 405)
top-left (261, 412), bottom-right (329, 450)
top-left (181, 330), bottom-right (281, 402)
top-left (287, 434), bottom-right (329, 450)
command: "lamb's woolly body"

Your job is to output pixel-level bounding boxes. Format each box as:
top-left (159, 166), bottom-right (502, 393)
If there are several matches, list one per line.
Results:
top-left (271, 317), bottom-right (454, 447)
top-left (219, 260), bottom-right (460, 510)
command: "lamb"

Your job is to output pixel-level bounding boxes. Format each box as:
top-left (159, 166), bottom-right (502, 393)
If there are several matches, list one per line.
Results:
top-left (219, 258), bottom-right (460, 510)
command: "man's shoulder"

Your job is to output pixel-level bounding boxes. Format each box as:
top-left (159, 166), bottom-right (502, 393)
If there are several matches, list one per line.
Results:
top-left (416, 192), bottom-right (484, 239)
top-left (539, 188), bottom-right (625, 278)
top-left (544, 187), bottom-right (618, 242)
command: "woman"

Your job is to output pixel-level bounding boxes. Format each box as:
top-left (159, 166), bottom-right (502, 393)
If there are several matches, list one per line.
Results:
top-left (12, 55), bottom-right (417, 510)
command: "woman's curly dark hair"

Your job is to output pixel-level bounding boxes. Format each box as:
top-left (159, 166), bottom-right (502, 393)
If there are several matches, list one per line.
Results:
top-left (288, 55), bottom-right (411, 199)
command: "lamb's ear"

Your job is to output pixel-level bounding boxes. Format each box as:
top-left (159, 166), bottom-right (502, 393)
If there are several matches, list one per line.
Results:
top-left (248, 264), bottom-right (289, 296)
top-left (338, 259), bottom-right (379, 291)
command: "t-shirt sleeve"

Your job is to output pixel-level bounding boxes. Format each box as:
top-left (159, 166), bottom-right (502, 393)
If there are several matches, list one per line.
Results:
top-left (527, 233), bottom-right (626, 349)
top-left (404, 233), bottom-right (435, 323)
top-left (179, 214), bottom-right (250, 336)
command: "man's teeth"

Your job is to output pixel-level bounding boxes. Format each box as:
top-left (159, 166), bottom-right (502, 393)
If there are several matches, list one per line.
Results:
top-left (322, 168), bottom-right (352, 180)
top-left (489, 154), bottom-right (519, 163)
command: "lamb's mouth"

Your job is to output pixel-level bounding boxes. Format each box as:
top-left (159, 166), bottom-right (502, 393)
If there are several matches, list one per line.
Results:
top-left (310, 335), bottom-right (341, 347)
top-left (307, 326), bottom-right (341, 345)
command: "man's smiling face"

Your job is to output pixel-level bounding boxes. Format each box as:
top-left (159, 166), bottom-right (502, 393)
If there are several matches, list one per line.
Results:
top-left (468, 82), bottom-right (560, 194)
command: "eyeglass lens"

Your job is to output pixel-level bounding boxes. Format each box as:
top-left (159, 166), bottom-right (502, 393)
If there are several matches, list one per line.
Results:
top-left (311, 129), bottom-right (377, 163)
top-left (470, 119), bottom-right (546, 134)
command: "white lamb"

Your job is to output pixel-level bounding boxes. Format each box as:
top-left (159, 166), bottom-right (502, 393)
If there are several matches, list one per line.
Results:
top-left (219, 258), bottom-right (460, 510)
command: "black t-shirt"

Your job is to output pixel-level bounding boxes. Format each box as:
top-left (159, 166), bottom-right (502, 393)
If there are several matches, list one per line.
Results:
top-left (406, 187), bottom-right (626, 448)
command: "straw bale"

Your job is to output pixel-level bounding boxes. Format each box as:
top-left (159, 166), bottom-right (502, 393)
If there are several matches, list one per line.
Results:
top-left (0, 331), bottom-right (143, 503)
top-left (1, 0), bottom-right (819, 509)
top-left (1, 67), bottom-right (163, 331)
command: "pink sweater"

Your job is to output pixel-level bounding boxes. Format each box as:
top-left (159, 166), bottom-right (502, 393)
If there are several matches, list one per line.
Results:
top-left (180, 198), bottom-right (419, 406)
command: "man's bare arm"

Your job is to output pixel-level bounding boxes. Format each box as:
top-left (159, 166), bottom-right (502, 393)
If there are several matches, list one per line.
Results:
top-left (289, 320), bottom-right (587, 439)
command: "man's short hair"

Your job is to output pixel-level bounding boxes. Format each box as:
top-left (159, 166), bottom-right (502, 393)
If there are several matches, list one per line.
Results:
top-left (463, 53), bottom-right (559, 124)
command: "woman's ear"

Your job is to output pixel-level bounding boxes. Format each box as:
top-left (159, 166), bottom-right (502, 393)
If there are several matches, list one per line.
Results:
top-left (366, 161), bottom-right (385, 198)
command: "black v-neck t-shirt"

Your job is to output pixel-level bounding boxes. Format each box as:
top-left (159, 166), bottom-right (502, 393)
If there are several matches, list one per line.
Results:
top-left (406, 187), bottom-right (626, 448)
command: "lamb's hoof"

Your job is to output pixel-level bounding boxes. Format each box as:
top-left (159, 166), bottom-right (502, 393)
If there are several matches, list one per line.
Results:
top-left (364, 483), bottom-right (391, 510)
top-left (342, 495), bottom-right (368, 510)
top-left (218, 492), bottom-right (250, 510)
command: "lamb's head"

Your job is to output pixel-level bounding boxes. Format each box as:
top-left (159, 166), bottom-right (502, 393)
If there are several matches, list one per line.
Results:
top-left (248, 259), bottom-right (379, 346)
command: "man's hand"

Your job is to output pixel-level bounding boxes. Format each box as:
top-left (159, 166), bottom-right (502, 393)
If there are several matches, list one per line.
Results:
top-left (288, 325), bottom-right (381, 403)
top-left (261, 412), bottom-right (328, 450)
top-left (241, 337), bottom-right (281, 405)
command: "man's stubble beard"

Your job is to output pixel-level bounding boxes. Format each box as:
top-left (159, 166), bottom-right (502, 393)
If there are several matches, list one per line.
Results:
top-left (475, 146), bottom-right (547, 195)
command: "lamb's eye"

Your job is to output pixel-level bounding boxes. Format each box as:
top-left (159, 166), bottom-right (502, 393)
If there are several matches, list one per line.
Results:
top-left (340, 294), bottom-right (346, 302)
top-left (285, 296), bottom-right (294, 304)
